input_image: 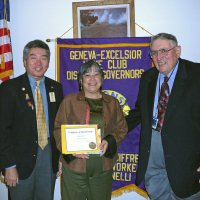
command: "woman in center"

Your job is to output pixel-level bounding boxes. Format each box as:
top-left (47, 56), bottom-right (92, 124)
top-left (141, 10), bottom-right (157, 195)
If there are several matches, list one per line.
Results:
top-left (54, 60), bottom-right (128, 200)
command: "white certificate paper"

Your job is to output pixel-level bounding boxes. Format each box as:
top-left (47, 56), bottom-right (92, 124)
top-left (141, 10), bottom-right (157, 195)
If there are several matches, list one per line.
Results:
top-left (61, 124), bottom-right (101, 154)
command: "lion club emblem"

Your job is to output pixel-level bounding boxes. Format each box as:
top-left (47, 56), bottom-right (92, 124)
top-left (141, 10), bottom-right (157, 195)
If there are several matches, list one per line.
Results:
top-left (103, 90), bottom-right (130, 116)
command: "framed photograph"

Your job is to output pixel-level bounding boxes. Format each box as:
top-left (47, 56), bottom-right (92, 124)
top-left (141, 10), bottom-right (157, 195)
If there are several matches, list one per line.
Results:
top-left (72, 0), bottom-right (135, 38)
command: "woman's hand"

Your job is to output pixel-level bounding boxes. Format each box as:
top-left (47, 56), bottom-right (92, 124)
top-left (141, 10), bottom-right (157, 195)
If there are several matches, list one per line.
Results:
top-left (100, 139), bottom-right (108, 157)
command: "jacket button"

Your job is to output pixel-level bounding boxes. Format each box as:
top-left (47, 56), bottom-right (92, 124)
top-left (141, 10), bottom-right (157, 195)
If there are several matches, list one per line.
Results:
top-left (33, 154), bottom-right (36, 157)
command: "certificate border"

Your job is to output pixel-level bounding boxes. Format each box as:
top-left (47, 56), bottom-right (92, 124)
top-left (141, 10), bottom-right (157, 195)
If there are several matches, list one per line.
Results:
top-left (61, 124), bottom-right (101, 154)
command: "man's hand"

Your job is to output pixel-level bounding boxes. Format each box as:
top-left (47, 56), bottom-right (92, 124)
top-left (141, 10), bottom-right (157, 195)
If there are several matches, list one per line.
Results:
top-left (5, 167), bottom-right (19, 187)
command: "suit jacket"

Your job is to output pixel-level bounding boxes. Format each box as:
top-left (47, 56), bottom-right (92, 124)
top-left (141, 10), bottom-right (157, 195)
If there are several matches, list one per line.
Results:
top-left (0, 73), bottom-right (63, 179)
top-left (126, 58), bottom-right (200, 198)
top-left (54, 91), bottom-right (128, 173)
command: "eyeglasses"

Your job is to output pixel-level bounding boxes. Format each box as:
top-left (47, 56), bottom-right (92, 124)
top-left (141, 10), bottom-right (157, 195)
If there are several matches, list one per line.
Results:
top-left (150, 46), bottom-right (177, 58)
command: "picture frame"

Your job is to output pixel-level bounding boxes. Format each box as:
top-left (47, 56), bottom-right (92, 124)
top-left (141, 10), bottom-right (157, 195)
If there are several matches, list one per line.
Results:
top-left (72, 0), bottom-right (135, 38)
top-left (61, 124), bottom-right (101, 154)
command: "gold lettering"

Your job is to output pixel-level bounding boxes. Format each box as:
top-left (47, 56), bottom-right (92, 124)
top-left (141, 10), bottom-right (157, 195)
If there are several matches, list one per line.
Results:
top-left (100, 50), bottom-right (143, 60)
top-left (70, 50), bottom-right (96, 60)
top-left (124, 50), bottom-right (142, 59)
top-left (104, 69), bottom-right (144, 79)
top-left (107, 60), bottom-right (127, 69)
top-left (112, 172), bottom-right (132, 181)
top-left (66, 71), bottom-right (78, 80)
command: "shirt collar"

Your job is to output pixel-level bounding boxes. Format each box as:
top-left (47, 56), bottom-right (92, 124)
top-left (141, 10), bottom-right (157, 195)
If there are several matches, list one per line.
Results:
top-left (159, 60), bottom-right (179, 80)
top-left (28, 74), bottom-right (45, 88)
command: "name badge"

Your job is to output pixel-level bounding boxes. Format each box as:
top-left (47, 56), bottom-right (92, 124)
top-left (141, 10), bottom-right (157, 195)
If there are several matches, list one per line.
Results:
top-left (152, 117), bottom-right (158, 129)
top-left (49, 92), bottom-right (56, 102)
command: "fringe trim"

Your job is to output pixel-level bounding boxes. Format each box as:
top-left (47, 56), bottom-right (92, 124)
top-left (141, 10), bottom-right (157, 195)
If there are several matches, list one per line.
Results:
top-left (112, 184), bottom-right (149, 199)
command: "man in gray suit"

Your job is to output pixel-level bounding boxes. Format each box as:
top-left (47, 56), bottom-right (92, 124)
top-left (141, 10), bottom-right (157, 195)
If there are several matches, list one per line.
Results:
top-left (126, 33), bottom-right (200, 199)
top-left (0, 40), bottom-right (63, 200)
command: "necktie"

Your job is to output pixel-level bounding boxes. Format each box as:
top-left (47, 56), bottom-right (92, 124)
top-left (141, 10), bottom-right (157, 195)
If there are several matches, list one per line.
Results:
top-left (156, 76), bottom-right (170, 132)
top-left (35, 80), bottom-right (48, 149)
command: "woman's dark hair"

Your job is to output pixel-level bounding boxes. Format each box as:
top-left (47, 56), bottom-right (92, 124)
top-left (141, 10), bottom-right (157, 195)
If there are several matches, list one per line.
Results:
top-left (78, 60), bottom-right (104, 84)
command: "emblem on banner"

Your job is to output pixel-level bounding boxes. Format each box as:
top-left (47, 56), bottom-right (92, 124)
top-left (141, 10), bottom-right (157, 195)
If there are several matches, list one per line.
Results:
top-left (103, 90), bottom-right (130, 116)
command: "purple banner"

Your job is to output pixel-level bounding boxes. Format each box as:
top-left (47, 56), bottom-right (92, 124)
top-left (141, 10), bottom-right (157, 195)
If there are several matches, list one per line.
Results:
top-left (57, 37), bottom-right (151, 198)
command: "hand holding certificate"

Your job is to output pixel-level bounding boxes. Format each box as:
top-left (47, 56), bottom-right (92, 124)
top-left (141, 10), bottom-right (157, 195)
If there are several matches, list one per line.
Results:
top-left (61, 124), bottom-right (101, 154)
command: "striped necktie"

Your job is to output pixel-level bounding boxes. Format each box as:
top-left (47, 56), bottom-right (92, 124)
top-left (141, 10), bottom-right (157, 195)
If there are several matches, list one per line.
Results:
top-left (156, 76), bottom-right (170, 132)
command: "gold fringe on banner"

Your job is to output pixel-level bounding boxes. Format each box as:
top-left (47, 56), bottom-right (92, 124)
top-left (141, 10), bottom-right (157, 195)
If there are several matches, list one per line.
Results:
top-left (112, 184), bottom-right (149, 199)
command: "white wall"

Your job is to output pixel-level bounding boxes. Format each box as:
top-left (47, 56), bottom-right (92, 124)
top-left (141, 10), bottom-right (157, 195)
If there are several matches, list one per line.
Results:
top-left (9, 0), bottom-right (200, 80)
top-left (1, 0), bottom-right (200, 199)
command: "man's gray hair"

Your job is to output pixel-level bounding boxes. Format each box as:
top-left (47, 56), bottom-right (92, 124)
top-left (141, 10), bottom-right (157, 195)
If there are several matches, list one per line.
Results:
top-left (150, 33), bottom-right (178, 48)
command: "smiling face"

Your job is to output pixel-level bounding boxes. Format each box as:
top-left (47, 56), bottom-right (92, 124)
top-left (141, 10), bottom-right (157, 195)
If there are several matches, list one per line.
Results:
top-left (151, 38), bottom-right (181, 75)
top-left (81, 65), bottom-right (102, 99)
top-left (24, 47), bottom-right (49, 80)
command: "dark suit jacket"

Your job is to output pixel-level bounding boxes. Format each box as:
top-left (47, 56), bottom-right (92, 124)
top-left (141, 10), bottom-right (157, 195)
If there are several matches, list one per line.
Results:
top-left (126, 58), bottom-right (200, 198)
top-left (0, 73), bottom-right (63, 179)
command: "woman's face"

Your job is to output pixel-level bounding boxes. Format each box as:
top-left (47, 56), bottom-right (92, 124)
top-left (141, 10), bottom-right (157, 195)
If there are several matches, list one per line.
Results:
top-left (82, 66), bottom-right (102, 97)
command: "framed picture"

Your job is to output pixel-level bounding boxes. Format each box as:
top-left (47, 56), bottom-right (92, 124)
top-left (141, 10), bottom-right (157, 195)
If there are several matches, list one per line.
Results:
top-left (72, 0), bottom-right (135, 38)
top-left (61, 124), bottom-right (101, 154)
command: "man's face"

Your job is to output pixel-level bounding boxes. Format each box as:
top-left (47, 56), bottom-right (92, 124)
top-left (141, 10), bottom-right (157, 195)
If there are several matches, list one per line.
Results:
top-left (150, 39), bottom-right (181, 75)
top-left (24, 47), bottom-right (49, 80)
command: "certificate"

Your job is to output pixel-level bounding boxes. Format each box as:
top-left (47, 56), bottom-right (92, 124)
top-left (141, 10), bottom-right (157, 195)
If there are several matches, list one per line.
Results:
top-left (61, 124), bottom-right (101, 154)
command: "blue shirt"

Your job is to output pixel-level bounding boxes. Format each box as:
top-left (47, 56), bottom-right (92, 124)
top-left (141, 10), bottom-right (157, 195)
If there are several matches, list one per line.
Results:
top-left (153, 61), bottom-right (179, 118)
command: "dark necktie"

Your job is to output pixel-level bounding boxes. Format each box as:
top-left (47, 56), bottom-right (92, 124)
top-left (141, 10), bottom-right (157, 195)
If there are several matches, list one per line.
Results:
top-left (156, 76), bottom-right (170, 132)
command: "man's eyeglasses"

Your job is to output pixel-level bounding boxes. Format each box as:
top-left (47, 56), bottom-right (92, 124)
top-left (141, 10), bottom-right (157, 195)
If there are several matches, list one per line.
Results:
top-left (150, 46), bottom-right (177, 58)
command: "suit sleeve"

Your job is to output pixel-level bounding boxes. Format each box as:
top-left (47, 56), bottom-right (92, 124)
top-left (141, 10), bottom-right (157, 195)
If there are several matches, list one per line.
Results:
top-left (0, 82), bottom-right (16, 168)
top-left (125, 102), bottom-right (141, 132)
top-left (125, 76), bottom-right (143, 132)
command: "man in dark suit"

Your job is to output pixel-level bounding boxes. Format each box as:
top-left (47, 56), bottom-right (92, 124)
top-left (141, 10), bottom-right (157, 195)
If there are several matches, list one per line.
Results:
top-left (0, 40), bottom-right (63, 200)
top-left (126, 33), bottom-right (200, 199)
